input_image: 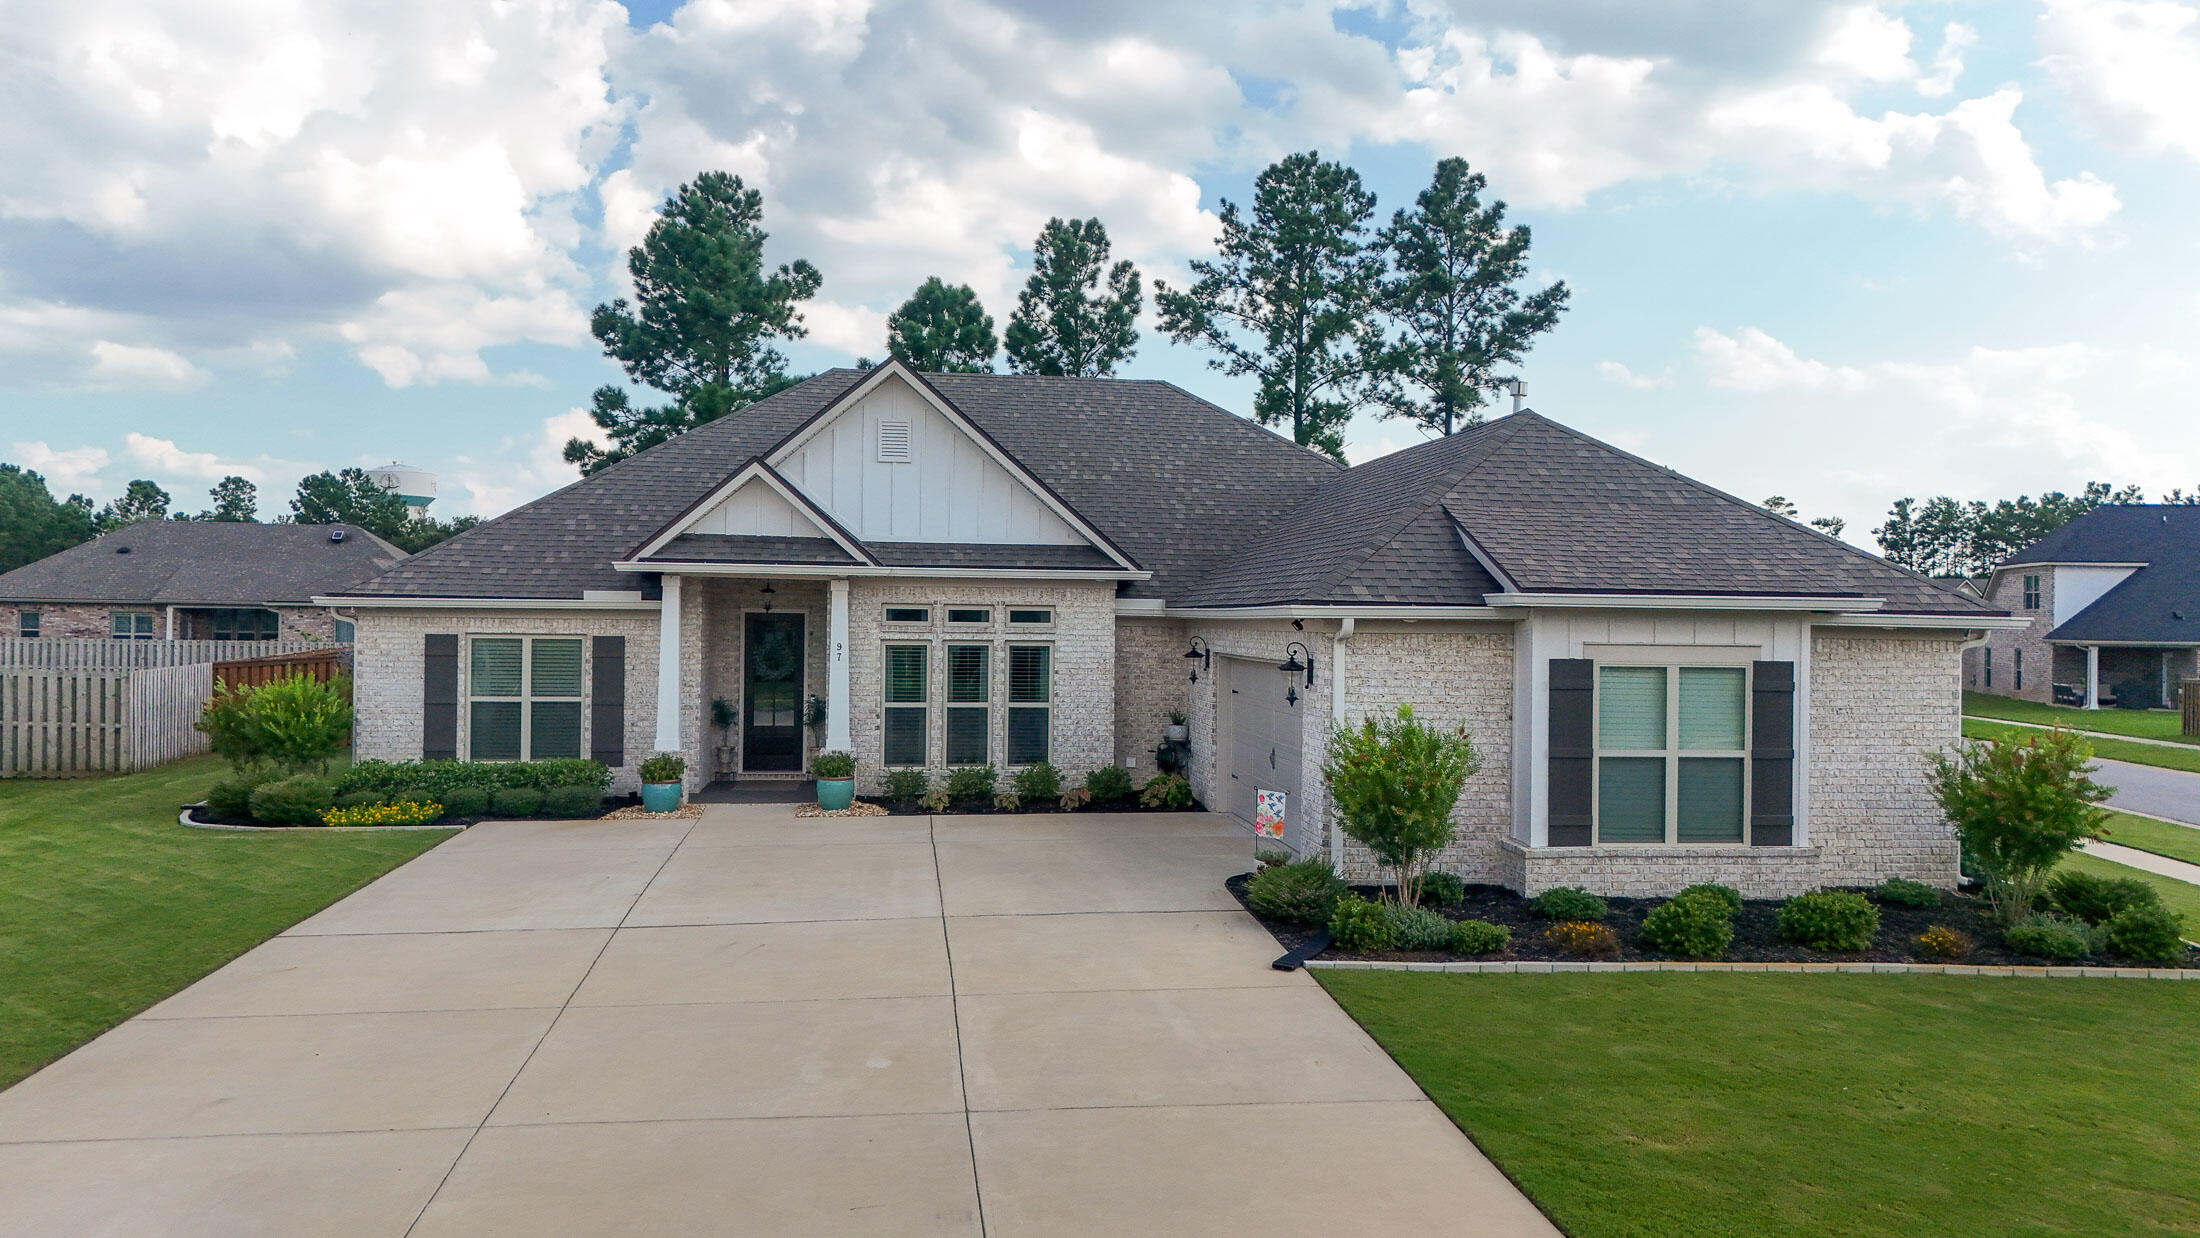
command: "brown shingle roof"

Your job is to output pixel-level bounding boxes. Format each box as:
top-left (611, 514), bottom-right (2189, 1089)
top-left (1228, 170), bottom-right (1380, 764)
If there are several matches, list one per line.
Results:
top-left (0, 520), bottom-right (405, 606)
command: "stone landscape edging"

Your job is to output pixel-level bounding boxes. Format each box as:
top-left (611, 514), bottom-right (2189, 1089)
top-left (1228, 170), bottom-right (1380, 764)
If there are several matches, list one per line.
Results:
top-left (1305, 958), bottom-right (2198, 980)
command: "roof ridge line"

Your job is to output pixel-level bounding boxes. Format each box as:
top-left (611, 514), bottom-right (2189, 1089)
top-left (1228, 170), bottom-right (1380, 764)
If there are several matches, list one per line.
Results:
top-left (1295, 417), bottom-right (1534, 600)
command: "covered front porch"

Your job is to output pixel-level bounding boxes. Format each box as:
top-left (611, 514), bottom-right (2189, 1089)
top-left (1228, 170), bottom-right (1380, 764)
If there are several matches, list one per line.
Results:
top-left (2053, 642), bottom-right (2198, 710)
top-left (655, 574), bottom-right (851, 787)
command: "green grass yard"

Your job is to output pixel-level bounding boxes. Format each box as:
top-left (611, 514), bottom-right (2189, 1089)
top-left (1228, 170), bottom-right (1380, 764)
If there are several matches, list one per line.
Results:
top-left (1962, 718), bottom-right (2200, 774)
top-left (2097, 811), bottom-right (2200, 869)
top-left (1319, 970), bottom-right (2200, 1238)
top-left (1963, 691), bottom-right (2200, 746)
top-left (0, 758), bottom-right (451, 1090)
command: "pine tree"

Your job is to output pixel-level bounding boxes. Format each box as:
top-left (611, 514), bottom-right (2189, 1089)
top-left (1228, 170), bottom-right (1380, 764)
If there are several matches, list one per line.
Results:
top-left (290, 469), bottom-right (409, 534)
top-left (203, 476), bottom-right (259, 522)
top-left (566, 172), bottom-right (822, 473)
top-left (97, 480), bottom-right (171, 531)
top-left (1372, 158), bottom-right (1569, 435)
top-left (887, 278), bottom-right (997, 372)
top-left (1003, 218), bottom-right (1140, 377)
top-left (1156, 153), bottom-right (1386, 461)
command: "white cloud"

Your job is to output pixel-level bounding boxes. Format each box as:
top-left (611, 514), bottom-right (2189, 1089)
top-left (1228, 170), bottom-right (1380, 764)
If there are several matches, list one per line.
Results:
top-left (11, 441), bottom-right (110, 495)
top-left (123, 432), bottom-right (258, 482)
top-left (2041, 0), bottom-right (2200, 162)
top-left (1694, 327), bottom-right (1870, 392)
top-left (1597, 360), bottom-right (1669, 390)
top-left (1918, 22), bottom-right (1977, 97)
top-left (85, 340), bottom-right (206, 388)
top-left (1815, 5), bottom-right (1916, 82)
top-left (449, 407), bottom-right (603, 517)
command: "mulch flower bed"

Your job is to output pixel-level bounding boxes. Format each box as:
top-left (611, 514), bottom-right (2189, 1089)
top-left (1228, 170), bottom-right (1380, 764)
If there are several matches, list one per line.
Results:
top-left (861, 797), bottom-right (1205, 816)
top-left (1226, 875), bottom-right (2200, 969)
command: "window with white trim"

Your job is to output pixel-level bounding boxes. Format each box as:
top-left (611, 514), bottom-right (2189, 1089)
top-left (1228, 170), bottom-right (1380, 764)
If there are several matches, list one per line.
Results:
top-left (1007, 607), bottom-right (1052, 626)
top-left (17, 611), bottom-right (39, 638)
top-left (2022, 574), bottom-right (2041, 610)
top-left (947, 607), bottom-right (990, 625)
top-left (1984, 647), bottom-right (1993, 688)
top-left (2014, 648), bottom-right (2023, 691)
top-left (1595, 664), bottom-right (1749, 844)
top-left (1007, 644), bottom-right (1051, 765)
top-left (111, 612), bottom-right (154, 640)
top-left (468, 636), bottom-right (584, 761)
top-left (884, 606), bottom-right (929, 624)
top-left (883, 643), bottom-right (929, 766)
top-left (945, 643), bottom-right (990, 765)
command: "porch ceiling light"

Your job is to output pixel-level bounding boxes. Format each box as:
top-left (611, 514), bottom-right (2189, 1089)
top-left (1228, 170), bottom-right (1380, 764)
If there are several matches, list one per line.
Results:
top-left (1184, 636), bottom-right (1211, 682)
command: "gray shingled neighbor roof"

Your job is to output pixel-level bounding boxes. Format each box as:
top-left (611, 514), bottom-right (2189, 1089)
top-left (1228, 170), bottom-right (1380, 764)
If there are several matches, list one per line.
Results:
top-left (339, 367), bottom-right (1992, 617)
top-left (0, 520), bottom-right (406, 606)
top-left (2003, 506), bottom-right (2200, 644)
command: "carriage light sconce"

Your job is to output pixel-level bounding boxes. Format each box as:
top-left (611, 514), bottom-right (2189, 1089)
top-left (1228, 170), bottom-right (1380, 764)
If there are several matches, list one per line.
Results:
top-left (1279, 641), bottom-right (1314, 705)
top-left (1184, 636), bottom-right (1211, 683)
top-left (760, 583), bottom-right (776, 613)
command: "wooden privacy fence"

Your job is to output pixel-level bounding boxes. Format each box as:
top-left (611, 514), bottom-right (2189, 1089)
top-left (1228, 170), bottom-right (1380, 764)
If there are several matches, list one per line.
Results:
top-left (0, 638), bottom-right (325, 670)
top-left (211, 647), bottom-right (351, 689)
top-left (0, 662), bottom-right (215, 777)
top-left (2185, 680), bottom-right (2199, 737)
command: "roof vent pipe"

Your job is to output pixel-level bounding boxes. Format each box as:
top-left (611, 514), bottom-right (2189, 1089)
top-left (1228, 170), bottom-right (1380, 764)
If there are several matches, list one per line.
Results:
top-left (1509, 379), bottom-right (1527, 414)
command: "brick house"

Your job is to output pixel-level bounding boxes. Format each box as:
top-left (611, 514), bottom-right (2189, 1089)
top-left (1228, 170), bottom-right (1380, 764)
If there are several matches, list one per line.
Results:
top-left (0, 520), bottom-right (405, 644)
top-left (327, 359), bottom-right (2019, 896)
top-left (1965, 505), bottom-right (2200, 709)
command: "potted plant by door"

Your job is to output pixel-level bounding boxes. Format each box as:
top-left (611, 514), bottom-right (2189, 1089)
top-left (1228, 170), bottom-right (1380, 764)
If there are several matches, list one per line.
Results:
top-left (812, 750), bottom-right (856, 811)
top-left (638, 752), bottom-right (686, 813)
top-left (710, 698), bottom-right (738, 777)
top-left (1163, 709), bottom-right (1189, 743)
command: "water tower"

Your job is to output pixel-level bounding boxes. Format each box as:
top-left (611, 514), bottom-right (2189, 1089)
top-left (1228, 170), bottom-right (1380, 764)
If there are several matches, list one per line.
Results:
top-left (367, 462), bottom-right (436, 521)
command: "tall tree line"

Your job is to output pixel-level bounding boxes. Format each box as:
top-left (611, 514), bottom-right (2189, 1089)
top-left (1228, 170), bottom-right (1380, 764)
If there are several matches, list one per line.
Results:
top-left (1872, 483), bottom-right (2193, 577)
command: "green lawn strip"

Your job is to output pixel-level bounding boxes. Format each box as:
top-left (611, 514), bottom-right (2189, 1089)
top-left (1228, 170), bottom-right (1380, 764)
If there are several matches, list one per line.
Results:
top-left (1962, 691), bottom-right (2200, 746)
top-left (0, 757), bottom-right (451, 1090)
top-left (2096, 812), bottom-right (2200, 869)
top-left (1962, 718), bottom-right (2200, 774)
top-left (2061, 851), bottom-right (2200, 933)
top-left (1319, 970), bottom-right (2200, 1238)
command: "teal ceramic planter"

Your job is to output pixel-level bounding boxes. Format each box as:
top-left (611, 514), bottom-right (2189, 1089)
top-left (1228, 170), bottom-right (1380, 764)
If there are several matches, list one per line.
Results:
top-left (640, 781), bottom-right (683, 813)
top-left (816, 778), bottom-right (855, 811)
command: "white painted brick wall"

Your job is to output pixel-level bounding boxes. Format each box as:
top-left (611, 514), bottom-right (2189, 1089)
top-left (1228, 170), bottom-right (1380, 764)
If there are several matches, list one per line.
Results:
top-left (1808, 632), bottom-right (1965, 888)
top-left (1114, 616), bottom-right (1190, 773)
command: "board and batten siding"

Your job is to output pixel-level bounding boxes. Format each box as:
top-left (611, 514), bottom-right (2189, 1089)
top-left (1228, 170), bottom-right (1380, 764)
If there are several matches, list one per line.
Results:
top-left (683, 478), bottom-right (834, 540)
top-left (773, 376), bottom-right (1086, 546)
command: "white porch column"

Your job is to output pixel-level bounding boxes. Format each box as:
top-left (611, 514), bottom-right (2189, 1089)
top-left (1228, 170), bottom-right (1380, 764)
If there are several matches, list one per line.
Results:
top-left (2085, 644), bottom-right (2101, 710)
top-left (827, 577), bottom-right (851, 752)
top-left (655, 573), bottom-right (683, 752)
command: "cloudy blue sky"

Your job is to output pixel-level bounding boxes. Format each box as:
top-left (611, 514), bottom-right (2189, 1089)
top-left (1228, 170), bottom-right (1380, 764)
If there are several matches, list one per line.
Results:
top-left (4, 0), bottom-right (2195, 544)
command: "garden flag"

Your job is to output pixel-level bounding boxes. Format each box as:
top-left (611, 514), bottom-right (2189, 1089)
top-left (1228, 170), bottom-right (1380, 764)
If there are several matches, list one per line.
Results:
top-left (1254, 789), bottom-right (1286, 839)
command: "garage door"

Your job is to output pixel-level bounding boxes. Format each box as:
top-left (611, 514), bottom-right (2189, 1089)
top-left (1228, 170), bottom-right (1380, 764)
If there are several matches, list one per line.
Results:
top-left (1221, 656), bottom-right (1306, 850)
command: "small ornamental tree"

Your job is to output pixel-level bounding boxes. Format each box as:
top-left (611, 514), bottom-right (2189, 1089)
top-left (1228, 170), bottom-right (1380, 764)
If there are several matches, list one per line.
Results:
top-left (1928, 729), bottom-right (2110, 923)
top-left (1322, 704), bottom-right (1478, 908)
top-left (196, 673), bottom-right (354, 776)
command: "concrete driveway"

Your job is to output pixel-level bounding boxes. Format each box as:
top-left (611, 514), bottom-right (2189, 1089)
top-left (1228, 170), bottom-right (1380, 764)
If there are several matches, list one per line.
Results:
top-left (0, 807), bottom-right (1556, 1237)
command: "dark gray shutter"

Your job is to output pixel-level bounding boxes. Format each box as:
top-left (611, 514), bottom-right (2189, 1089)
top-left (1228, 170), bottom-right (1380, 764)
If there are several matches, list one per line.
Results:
top-left (1750, 660), bottom-right (1796, 846)
top-left (591, 635), bottom-right (625, 768)
top-left (1548, 658), bottom-right (1594, 846)
top-left (423, 634), bottom-right (459, 761)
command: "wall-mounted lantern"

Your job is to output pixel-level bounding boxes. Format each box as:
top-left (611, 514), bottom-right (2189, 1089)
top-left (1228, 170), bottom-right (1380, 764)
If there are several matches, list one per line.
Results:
top-left (1184, 636), bottom-right (1211, 682)
top-left (759, 582), bottom-right (776, 613)
top-left (1279, 641), bottom-right (1315, 706)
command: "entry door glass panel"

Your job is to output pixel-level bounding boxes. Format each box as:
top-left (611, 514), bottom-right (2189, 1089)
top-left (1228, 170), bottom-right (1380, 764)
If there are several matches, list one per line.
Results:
top-left (742, 613), bottom-right (805, 772)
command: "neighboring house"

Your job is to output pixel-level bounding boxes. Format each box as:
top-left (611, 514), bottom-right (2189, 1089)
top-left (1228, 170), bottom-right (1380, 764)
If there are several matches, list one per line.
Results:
top-left (1966, 506), bottom-right (2200, 709)
top-left (326, 359), bottom-right (2014, 896)
top-left (0, 520), bottom-right (406, 643)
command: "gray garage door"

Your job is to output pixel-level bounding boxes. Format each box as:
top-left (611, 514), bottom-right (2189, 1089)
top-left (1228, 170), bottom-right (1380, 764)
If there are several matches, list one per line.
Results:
top-left (1221, 655), bottom-right (1306, 850)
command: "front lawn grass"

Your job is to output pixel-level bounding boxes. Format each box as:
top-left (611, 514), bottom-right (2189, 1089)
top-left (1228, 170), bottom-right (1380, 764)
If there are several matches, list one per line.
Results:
top-left (1319, 970), bottom-right (2200, 1238)
top-left (1962, 718), bottom-right (2200, 774)
top-left (0, 757), bottom-right (452, 1090)
top-left (1964, 691), bottom-right (2200, 745)
top-left (2097, 811), bottom-right (2200, 868)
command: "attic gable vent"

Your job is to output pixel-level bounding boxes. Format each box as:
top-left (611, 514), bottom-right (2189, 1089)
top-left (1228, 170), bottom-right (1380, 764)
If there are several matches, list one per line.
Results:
top-left (877, 419), bottom-right (913, 463)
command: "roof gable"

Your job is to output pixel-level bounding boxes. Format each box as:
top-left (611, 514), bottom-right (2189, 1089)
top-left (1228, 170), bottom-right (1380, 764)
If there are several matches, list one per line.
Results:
top-left (631, 460), bottom-right (873, 566)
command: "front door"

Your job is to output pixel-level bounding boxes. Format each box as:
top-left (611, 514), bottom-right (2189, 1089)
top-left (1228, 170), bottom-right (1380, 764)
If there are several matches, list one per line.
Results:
top-left (742, 613), bottom-right (805, 772)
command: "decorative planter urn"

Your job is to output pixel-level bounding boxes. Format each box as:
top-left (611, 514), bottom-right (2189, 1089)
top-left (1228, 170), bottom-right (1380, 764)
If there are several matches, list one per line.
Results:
top-left (816, 777), bottom-right (855, 811)
top-left (640, 781), bottom-right (683, 813)
top-left (1162, 724), bottom-right (1189, 743)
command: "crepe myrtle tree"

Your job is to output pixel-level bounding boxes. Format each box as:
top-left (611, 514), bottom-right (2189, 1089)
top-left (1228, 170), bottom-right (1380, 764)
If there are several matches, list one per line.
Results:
top-left (1929, 729), bottom-right (2111, 923)
top-left (1322, 704), bottom-right (1479, 909)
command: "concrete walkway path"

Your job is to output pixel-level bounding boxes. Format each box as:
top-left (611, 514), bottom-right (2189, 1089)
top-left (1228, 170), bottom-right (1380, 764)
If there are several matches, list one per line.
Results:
top-left (0, 807), bottom-right (1556, 1237)
top-left (2084, 839), bottom-right (2200, 885)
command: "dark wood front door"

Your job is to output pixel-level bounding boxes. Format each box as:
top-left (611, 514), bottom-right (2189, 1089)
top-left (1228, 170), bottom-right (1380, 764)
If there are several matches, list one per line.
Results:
top-left (742, 613), bottom-right (805, 772)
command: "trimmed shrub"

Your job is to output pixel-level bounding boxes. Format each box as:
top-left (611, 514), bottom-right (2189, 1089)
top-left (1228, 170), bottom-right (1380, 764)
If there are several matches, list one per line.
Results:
top-left (1530, 886), bottom-right (1608, 922)
top-left (203, 778), bottom-right (257, 822)
top-left (1873, 878), bottom-right (1942, 909)
top-left (1639, 895), bottom-right (1735, 960)
top-left (944, 765), bottom-right (997, 802)
top-left (248, 774), bottom-right (336, 826)
top-left (1139, 774), bottom-right (1193, 809)
top-left (1323, 704), bottom-right (1479, 909)
top-left (490, 787), bottom-right (545, 818)
top-left (1389, 903), bottom-right (1455, 951)
top-left (1084, 765), bottom-right (1135, 801)
top-left (2048, 870), bottom-right (2161, 926)
top-left (1545, 920), bottom-right (1621, 959)
top-left (1450, 919), bottom-right (1511, 956)
top-left (1012, 762), bottom-right (1061, 801)
top-left (439, 785), bottom-right (493, 819)
top-left (197, 673), bottom-right (353, 776)
top-left (1328, 896), bottom-right (1399, 952)
top-left (333, 790), bottom-right (387, 810)
top-left (1419, 871), bottom-right (1467, 908)
top-left (882, 769), bottom-right (930, 805)
top-left (1673, 883), bottom-right (1742, 916)
top-left (2105, 904), bottom-right (2188, 966)
top-left (1245, 859), bottom-right (1347, 926)
top-left (1914, 925), bottom-right (1972, 960)
top-left (540, 786), bottom-right (602, 819)
top-left (1777, 891), bottom-right (1880, 952)
top-left (334, 758), bottom-right (609, 800)
top-left (2004, 914), bottom-right (2096, 961)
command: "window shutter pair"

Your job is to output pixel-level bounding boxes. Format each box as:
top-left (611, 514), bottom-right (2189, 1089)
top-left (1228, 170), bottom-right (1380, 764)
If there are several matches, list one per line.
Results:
top-left (420, 634), bottom-right (625, 766)
top-left (1544, 658), bottom-right (1795, 847)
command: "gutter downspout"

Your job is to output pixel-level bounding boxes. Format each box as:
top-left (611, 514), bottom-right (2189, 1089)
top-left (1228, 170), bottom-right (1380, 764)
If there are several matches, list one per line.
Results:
top-left (1329, 617), bottom-right (1355, 867)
